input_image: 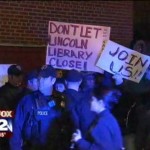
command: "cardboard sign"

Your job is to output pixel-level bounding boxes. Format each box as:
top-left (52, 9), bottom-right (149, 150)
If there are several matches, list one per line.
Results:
top-left (96, 40), bottom-right (150, 83)
top-left (46, 21), bottom-right (111, 73)
top-left (0, 64), bottom-right (11, 87)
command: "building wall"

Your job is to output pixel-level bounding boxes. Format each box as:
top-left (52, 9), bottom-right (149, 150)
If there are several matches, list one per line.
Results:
top-left (0, 1), bottom-right (133, 72)
top-left (134, 1), bottom-right (150, 41)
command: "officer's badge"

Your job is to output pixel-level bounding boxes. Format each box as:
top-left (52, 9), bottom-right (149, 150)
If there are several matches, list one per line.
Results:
top-left (60, 101), bottom-right (65, 108)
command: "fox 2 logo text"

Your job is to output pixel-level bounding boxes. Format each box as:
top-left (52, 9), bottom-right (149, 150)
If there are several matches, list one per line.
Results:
top-left (0, 110), bottom-right (13, 138)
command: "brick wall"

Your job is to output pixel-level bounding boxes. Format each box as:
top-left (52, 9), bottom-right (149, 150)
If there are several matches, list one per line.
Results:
top-left (0, 1), bottom-right (133, 72)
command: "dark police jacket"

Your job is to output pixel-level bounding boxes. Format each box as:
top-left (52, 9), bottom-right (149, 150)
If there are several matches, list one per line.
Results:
top-left (63, 89), bottom-right (84, 130)
top-left (0, 82), bottom-right (27, 110)
top-left (76, 110), bottom-right (123, 150)
top-left (9, 91), bottom-right (61, 150)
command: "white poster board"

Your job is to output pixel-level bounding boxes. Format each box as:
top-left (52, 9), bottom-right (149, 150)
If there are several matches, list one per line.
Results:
top-left (46, 21), bottom-right (111, 73)
top-left (96, 40), bottom-right (150, 83)
top-left (0, 64), bottom-right (11, 87)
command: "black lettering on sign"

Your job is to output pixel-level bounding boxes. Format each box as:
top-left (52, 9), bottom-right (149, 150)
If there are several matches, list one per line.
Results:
top-left (80, 26), bottom-right (92, 38)
top-left (125, 54), bottom-right (138, 66)
top-left (121, 66), bottom-right (133, 77)
top-left (93, 27), bottom-right (102, 39)
top-left (49, 22), bottom-right (70, 35)
top-left (110, 61), bottom-right (117, 73)
top-left (109, 47), bottom-right (119, 57)
top-left (71, 24), bottom-right (79, 36)
top-left (49, 36), bottom-right (88, 49)
top-left (118, 51), bottom-right (128, 61)
top-left (134, 57), bottom-right (148, 67)
top-left (110, 61), bottom-right (133, 78)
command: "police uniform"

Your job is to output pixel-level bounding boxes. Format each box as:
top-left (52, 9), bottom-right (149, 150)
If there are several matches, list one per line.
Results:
top-left (10, 90), bottom-right (63, 150)
top-left (10, 65), bottom-right (65, 150)
top-left (59, 70), bottom-right (85, 149)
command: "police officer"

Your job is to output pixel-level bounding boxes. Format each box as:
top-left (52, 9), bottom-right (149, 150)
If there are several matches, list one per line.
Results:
top-left (64, 69), bottom-right (83, 128)
top-left (60, 69), bottom-right (83, 149)
top-left (9, 65), bottom-right (63, 150)
top-left (26, 69), bottom-right (40, 92)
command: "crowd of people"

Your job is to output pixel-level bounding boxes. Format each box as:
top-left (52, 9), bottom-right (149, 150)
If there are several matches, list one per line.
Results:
top-left (0, 64), bottom-right (150, 150)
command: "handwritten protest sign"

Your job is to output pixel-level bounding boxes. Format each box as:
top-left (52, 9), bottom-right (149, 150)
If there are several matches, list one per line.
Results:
top-left (46, 21), bottom-right (111, 73)
top-left (96, 40), bottom-right (150, 83)
top-left (0, 64), bottom-right (11, 87)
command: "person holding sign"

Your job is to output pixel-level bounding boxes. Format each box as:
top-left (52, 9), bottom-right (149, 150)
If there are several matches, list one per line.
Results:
top-left (119, 66), bottom-right (150, 150)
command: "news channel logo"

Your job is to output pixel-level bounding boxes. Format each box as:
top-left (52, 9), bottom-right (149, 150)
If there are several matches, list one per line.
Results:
top-left (0, 110), bottom-right (14, 138)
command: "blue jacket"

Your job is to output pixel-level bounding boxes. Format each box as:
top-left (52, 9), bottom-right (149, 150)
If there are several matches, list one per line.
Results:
top-left (76, 110), bottom-right (123, 150)
top-left (9, 91), bottom-right (61, 150)
top-left (76, 97), bottom-right (97, 138)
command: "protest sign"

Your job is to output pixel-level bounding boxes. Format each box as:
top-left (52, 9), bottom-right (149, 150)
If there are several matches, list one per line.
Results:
top-left (0, 64), bottom-right (11, 87)
top-left (96, 40), bottom-right (150, 83)
top-left (46, 21), bottom-right (111, 73)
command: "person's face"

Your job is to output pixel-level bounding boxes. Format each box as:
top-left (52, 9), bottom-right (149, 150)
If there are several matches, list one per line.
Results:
top-left (28, 78), bottom-right (39, 91)
top-left (85, 75), bottom-right (95, 89)
top-left (9, 75), bottom-right (23, 87)
top-left (104, 90), bottom-right (121, 107)
top-left (39, 77), bottom-right (51, 90)
top-left (90, 96), bottom-right (100, 112)
top-left (55, 83), bottom-right (65, 93)
top-left (38, 76), bottom-right (56, 93)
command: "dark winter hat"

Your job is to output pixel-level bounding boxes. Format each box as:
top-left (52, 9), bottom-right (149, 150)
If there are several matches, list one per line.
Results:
top-left (8, 64), bottom-right (23, 76)
top-left (38, 65), bottom-right (56, 78)
top-left (101, 71), bottom-right (114, 89)
top-left (26, 69), bottom-right (39, 80)
top-left (55, 78), bottom-right (65, 85)
top-left (93, 85), bottom-right (121, 104)
top-left (65, 69), bottom-right (82, 82)
top-left (81, 71), bottom-right (96, 77)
